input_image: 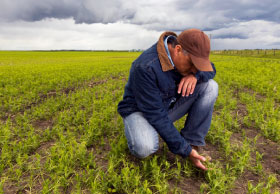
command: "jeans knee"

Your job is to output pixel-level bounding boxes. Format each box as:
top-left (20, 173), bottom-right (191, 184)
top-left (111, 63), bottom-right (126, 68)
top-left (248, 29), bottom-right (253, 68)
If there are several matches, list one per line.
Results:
top-left (207, 79), bottom-right (219, 99)
top-left (133, 141), bottom-right (159, 158)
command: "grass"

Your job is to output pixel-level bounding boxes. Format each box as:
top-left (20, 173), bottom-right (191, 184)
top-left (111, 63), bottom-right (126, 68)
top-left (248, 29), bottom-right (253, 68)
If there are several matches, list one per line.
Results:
top-left (0, 50), bottom-right (279, 193)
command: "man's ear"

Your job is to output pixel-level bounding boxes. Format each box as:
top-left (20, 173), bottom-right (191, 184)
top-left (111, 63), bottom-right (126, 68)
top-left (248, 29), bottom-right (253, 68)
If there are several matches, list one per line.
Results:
top-left (174, 45), bottom-right (182, 56)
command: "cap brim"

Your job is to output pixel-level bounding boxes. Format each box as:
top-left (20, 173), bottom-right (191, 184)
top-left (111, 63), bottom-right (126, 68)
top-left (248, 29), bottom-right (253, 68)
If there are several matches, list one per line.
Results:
top-left (189, 54), bottom-right (213, 72)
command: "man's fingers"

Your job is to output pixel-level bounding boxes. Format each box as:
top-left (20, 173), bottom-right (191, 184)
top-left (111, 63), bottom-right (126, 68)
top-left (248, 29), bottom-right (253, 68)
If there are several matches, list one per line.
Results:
top-left (183, 80), bottom-right (196, 97)
top-left (178, 79), bottom-right (185, 94)
top-left (190, 82), bottom-right (196, 94)
top-left (186, 82), bottom-right (193, 96)
top-left (195, 160), bottom-right (207, 171)
top-left (196, 155), bottom-right (206, 162)
top-left (182, 81), bottom-right (189, 96)
top-left (190, 156), bottom-right (207, 171)
top-left (178, 75), bottom-right (197, 96)
top-left (189, 149), bottom-right (209, 171)
top-left (192, 150), bottom-right (206, 161)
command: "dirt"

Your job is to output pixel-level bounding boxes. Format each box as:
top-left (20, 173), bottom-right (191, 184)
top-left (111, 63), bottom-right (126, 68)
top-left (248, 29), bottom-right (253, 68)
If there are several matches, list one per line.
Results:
top-left (245, 128), bottom-right (280, 178)
top-left (242, 87), bottom-right (267, 100)
top-left (235, 86), bottom-right (280, 109)
top-left (32, 119), bottom-right (53, 130)
top-left (35, 140), bottom-right (55, 155)
top-left (4, 174), bottom-right (46, 194)
top-left (88, 80), bottom-right (107, 88)
top-left (154, 137), bottom-right (224, 193)
top-left (231, 170), bottom-right (260, 194)
top-left (88, 138), bottom-right (111, 171)
top-left (4, 139), bottom-right (107, 194)
top-left (232, 98), bottom-right (280, 191)
top-left (236, 102), bottom-right (248, 118)
top-left (223, 88), bottom-right (280, 193)
top-left (230, 132), bottom-right (243, 145)
top-left (168, 176), bottom-right (203, 194)
top-left (3, 140), bottom-right (55, 194)
top-left (234, 97), bottom-right (280, 179)
top-left (168, 142), bottom-right (224, 193)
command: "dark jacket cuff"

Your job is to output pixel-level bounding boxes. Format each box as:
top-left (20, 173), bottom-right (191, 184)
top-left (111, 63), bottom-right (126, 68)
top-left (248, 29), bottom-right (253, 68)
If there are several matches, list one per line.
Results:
top-left (180, 144), bottom-right (192, 158)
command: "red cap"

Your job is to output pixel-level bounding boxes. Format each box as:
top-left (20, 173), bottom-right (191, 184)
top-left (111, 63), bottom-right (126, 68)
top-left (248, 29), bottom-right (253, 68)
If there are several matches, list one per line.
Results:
top-left (177, 29), bottom-right (213, 71)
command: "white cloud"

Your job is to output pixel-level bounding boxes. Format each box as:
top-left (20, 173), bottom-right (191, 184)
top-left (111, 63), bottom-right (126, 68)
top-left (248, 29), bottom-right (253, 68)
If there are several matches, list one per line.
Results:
top-left (0, 18), bottom-right (161, 50)
top-left (1, 0), bottom-right (280, 31)
top-left (208, 20), bottom-right (280, 49)
top-left (0, 0), bottom-right (280, 50)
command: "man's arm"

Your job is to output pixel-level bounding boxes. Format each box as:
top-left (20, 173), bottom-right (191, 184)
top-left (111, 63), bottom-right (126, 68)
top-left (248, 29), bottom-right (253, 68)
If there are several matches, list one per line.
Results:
top-left (177, 62), bottom-right (217, 97)
top-left (195, 62), bottom-right (216, 83)
top-left (132, 64), bottom-right (192, 158)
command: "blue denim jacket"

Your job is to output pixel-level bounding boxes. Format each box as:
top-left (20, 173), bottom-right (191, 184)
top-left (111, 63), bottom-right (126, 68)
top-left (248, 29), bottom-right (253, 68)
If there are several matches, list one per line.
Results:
top-left (118, 32), bottom-right (216, 158)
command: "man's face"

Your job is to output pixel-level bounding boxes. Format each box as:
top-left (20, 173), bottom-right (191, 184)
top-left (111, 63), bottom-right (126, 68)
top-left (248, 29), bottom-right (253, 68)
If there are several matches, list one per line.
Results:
top-left (169, 44), bottom-right (198, 76)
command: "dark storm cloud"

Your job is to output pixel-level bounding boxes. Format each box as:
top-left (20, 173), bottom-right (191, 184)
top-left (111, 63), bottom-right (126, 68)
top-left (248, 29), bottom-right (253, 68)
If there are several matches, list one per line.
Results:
top-left (1, 0), bottom-right (280, 26)
top-left (0, 0), bottom-right (135, 23)
top-left (224, 1), bottom-right (280, 23)
top-left (0, 0), bottom-right (78, 21)
top-left (177, 0), bottom-right (280, 26)
top-left (1, 0), bottom-right (280, 42)
top-left (175, 0), bottom-right (280, 30)
top-left (213, 33), bottom-right (248, 39)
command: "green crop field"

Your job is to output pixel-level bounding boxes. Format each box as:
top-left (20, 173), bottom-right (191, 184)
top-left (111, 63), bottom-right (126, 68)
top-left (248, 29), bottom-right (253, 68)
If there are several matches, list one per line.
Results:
top-left (0, 51), bottom-right (279, 194)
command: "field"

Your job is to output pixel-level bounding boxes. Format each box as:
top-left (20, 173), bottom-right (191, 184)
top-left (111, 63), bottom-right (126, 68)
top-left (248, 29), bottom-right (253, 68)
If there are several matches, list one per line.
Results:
top-left (0, 51), bottom-right (280, 194)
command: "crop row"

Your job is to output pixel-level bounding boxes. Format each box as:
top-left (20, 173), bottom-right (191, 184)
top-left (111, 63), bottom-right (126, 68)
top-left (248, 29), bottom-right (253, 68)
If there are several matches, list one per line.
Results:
top-left (211, 55), bottom-right (280, 100)
top-left (1, 52), bottom-right (279, 193)
top-left (1, 76), bottom-right (127, 193)
top-left (0, 51), bottom-right (139, 118)
top-left (211, 55), bottom-right (280, 143)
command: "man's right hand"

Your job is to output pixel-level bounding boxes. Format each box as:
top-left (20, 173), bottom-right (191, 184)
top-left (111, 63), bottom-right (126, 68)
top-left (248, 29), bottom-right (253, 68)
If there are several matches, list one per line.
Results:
top-left (189, 148), bottom-right (207, 171)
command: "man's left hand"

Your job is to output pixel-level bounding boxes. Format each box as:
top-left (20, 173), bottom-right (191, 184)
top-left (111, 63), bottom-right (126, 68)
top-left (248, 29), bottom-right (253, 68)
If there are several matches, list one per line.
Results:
top-left (178, 74), bottom-right (197, 97)
top-left (189, 148), bottom-right (207, 171)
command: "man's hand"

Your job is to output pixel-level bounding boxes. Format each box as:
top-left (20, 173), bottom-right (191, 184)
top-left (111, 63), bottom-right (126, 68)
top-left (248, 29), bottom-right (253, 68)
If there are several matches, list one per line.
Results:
top-left (178, 74), bottom-right (197, 97)
top-left (189, 148), bottom-right (207, 171)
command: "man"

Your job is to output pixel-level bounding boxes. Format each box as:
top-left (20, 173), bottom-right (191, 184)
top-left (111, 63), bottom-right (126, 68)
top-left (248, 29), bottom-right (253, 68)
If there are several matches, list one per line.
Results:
top-left (117, 29), bottom-right (218, 170)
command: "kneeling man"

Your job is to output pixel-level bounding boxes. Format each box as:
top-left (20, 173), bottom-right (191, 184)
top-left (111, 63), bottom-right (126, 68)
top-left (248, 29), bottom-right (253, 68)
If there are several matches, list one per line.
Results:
top-left (118, 29), bottom-right (218, 170)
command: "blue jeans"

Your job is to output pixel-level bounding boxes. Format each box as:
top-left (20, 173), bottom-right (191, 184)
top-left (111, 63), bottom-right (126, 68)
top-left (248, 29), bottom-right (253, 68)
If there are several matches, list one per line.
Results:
top-left (123, 79), bottom-right (218, 158)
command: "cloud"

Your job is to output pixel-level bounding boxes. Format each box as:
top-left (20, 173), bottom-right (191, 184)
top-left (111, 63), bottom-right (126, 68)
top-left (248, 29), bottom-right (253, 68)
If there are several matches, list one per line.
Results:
top-left (1, 18), bottom-right (280, 50)
top-left (1, 0), bottom-right (280, 32)
top-left (208, 20), bottom-right (280, 49)
top-left (0, 0), bottom-right (78, 21)
top-left (0, 0), bottom-right (134, 23)
top-left (0, 18), bottom-right (161, 50)
top-left (1, 0), bottom-right (280, 50)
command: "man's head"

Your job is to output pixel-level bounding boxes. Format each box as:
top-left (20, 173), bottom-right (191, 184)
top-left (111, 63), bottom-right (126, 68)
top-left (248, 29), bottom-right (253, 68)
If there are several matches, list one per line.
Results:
top-left (168, 29), bottom-right (213, 76)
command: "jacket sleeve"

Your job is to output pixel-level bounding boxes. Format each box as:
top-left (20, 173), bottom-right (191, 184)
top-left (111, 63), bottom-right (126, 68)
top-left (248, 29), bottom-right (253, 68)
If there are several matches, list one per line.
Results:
top-left (132, 64), bottom-right (192, 158)
top-left (195, 62), bottom-right (216, 83)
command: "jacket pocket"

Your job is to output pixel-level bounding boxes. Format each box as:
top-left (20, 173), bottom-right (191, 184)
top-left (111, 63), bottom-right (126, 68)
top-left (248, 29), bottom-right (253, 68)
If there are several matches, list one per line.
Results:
top-left (160, 86), bottom-right (178, 109)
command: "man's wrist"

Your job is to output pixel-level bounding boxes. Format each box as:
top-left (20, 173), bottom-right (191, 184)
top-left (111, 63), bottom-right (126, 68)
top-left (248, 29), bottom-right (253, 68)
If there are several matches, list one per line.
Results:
top-left (194, 72), bottom-right (200, 81)
top-left (185, 144), bottom-right (192, 157)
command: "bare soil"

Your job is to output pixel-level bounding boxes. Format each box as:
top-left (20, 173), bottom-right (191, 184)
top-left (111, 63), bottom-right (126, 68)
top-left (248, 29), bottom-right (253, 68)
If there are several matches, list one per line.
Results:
top-left (231, 171), bottom-right (260, 194)
top-left (3, 140), bottom-right (55, 194)
top-left (230, 97), bottom-right (280, 192)
top-left (32, 119), bottom-right (53, 130)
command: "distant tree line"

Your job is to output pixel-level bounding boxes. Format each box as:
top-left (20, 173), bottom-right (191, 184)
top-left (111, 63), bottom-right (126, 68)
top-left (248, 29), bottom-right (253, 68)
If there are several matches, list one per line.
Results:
top-left (211, 49), bottom-right (280, 57)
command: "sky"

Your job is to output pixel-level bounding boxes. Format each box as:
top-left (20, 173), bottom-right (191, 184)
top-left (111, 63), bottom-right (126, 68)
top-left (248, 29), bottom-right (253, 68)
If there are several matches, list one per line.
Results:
top-left (0, 0), bottom-right (280, 50)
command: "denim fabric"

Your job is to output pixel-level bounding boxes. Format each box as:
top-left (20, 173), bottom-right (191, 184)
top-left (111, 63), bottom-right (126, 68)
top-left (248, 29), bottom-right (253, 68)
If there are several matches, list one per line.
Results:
top-left (123, 79), bottom-right (218, 158)
top-left (118, 42), bottom-right (217, 158)
top-left (123, 112), bottom-right (159, 158)
top-left (168, 79), bottom-right (218, 146)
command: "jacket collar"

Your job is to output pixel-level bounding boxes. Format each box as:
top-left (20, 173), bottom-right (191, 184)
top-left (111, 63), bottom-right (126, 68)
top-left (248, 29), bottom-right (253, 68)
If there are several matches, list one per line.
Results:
top-left (157, 31), bottom-right (177, 72)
